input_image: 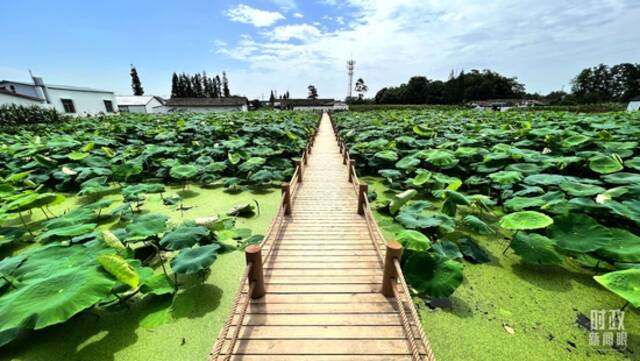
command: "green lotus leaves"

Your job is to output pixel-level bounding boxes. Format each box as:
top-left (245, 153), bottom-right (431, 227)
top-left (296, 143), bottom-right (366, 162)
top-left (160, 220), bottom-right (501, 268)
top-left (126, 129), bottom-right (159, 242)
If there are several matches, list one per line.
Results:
top-left (0, 268), bottom-right (116, 334)
top-left (523, 174), bottom-right (570, 186)
top-left (77, 176), bottom-right (110, 197)
top-left (499, 211), bottom-right (553, 231)
top-left (419, 149), bottom-right (458, 168)
top-left (625, 157), bottom-right (640, 171)
top-left (432, 240), bottom-right (463, 259)
top-left (596, 229), bottom-right (640, 263)
top-left (205, 162), bottom-right (227, 174)
top-left (374, 150), bottom-right (398, 162)
top-left (511, 233), bottom-right (563, 265)
top-left (404, 252), bottom-right (464, 298)
top-left (395, 156), bottom-right (420, 171)
top-left (227, 203), bottom-right (256, 217)
top-left (239, 157), bottom-right (266, 172)
top-left (169, 164), bottom-right (198, 180)
top-left (3, 192), bottom-right (64, 213)
top-left (125, 213), bottom-right (168, 241)
top-left (379, 169), bottom-right (402, 181)
top-left (589, 154), bottom-right (624, 174)
top-left (160, 225), bottom-right (210, 251)
top-left (457, 238), bottom-right (490, 264)
top-left (489, 171), bottom-right (523, 186)
top-left (171, 244), bottom-right (221, 275)
top-left (222, 138), bottom-right (246, 149)
top-left (389, 189), bottom-right (417, 215)
top-left (548, 214), bottom-right (611, 253)
top-left (36, 223), bottom-right (97, 242)
top-left (561, 134), bottom-right (590, 148)
top-left (602, 172), bottom-right (640, 185)
top-left (462, 215), bottom-right (495, 234)
top-left (97, 254), bottom-right (140, 288)
top-left (66, 151), bottom-right (90, 161)
top-left (559, 181), bottom-right (606, 197)
top-left (410, 170), bottom-right (432, 187)
top-left (593, 269), bottom-right (640, 307)
top-left (505, 163), bottom-right (541, 175)
top-left (396, 230), bottom-right (432, 252)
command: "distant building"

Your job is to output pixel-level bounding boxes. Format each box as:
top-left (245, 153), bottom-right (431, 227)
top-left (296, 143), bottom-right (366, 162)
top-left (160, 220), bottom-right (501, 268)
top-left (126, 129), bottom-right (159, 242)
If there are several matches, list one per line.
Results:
top-left (468, 99), bottom-right (546, 112)
top-left (116, 96), bottom-right (165, 113)
top-left (628, 96), bottom-right (640, 112)
top-left (0, 77), bottom-right (118, 115)
top-left (279, 99), bottom-right (349, 112)
top-left (161, 97), bottom-right (248, 113)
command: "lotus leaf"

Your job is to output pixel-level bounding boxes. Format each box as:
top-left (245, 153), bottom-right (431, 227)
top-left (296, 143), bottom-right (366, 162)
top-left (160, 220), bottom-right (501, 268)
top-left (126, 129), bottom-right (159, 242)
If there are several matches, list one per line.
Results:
top-left (589, 154), bottom-right (624, 174)
top-left (420, 149), bottom-right (458, 168)
top-left (559, 181), bottom-right (606, 197)
top-left (389, 189), bottom-right (417, 215)
top-left (396, 230), bottom-right (432, 252)
top-left (489, 171), bottom-right (523, 185)
top-left (171, 244), bottom-right (221, 275)
top-left (548, 214), bottom-right (611, 253)
top-left (239, 157), bottom-right (266, 172)
top-left (457, 238), bottom-right (490, 264)
top-left (160, 225), bottom-right (210, 250)
top-left (170, 164), bottom-right (198, 180)
top-left (97, 254), bottom-right (140, 288)
top-left (432, 241), bottom-right (463, 259)
top-left (593, 269), bottom-right (640, 307)
top-left (462, 215), bottom-right (494, 235)
top-left (36, 223), bottom-right (97, 242)
top-left (602, 172), bottom-right (640, 185)
top-left (511, 233), bottom-right (563, 265)
top-left (625, 157), bottom-right (640, 171)
top-left (596, 229), bottom-right (640, 263)
top-left (499, 211), bottom-right (553, 230)
top-left (404, 252), bottom-right (464, 297)
top-left (395, 156), bottom-right (420, 171)
top-left (125, 213), bottom-right (168, 241)
top-left (374, 150), bottom-right (398, 162)
top-left (227, 203), bottom-right (256, 217)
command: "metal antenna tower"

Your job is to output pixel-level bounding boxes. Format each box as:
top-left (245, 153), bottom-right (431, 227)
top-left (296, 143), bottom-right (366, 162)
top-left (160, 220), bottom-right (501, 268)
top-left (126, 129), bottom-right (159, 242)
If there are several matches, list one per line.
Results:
top-left (347, 59), bottom-right (355, 99)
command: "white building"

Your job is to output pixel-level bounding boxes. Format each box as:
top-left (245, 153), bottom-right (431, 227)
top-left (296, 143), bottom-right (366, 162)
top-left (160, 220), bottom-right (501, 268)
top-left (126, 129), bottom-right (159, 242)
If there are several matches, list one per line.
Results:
top-left (116, 96), bottom-right (165, 113)
top-left (161, 97), bottom-right (248, 113)
top-left (0, 77), bottom-right (117, 115)
top-left (628, 96), bottom-right (640, 112)
top-left (279, 99), bottom-right (349, 112)
top-left (0, 88), bottom-right (48, 107)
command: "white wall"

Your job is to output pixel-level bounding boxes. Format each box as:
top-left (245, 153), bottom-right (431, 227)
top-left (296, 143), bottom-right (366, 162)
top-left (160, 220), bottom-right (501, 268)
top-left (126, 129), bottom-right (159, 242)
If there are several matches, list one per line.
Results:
top-left (628, 101), bottom-right (640, 112)
top-left (164, 104), bottom-right (247, 113)
top-left (146, 98), bottom-right (165, 113)
top-left (47, 88), bottom-right (118, 115)
top-left (0, 93), bottom-right (45, 107)
top-left (119, 105), bottom-right (147, 113)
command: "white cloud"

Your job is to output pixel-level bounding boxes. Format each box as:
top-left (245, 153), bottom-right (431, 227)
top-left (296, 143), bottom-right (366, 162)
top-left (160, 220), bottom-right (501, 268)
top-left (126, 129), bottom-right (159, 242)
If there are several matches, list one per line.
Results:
top-left (225, 4), bottom-right (285, 27)
top-left (221, 0), bottom-right (640, 99)
top-left (293, 12), bottom-right (304, 18)
top-left (270, 24), bottom-right (322, 41)
top-left (270, 0), bottom-right (297, 11)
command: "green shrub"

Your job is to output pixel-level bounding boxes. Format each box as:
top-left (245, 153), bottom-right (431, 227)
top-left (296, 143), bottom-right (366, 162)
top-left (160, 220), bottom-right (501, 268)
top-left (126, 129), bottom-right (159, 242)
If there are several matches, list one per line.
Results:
top-left (0, 104), bottom-right (69, 127)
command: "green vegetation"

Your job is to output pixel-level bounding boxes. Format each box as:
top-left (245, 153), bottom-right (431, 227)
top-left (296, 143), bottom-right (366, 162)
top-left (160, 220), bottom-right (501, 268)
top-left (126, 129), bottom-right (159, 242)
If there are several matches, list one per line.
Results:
top-left (0, 111), bottom-right (317, 349)
top-left (335, 110), bottom-right (640, 357)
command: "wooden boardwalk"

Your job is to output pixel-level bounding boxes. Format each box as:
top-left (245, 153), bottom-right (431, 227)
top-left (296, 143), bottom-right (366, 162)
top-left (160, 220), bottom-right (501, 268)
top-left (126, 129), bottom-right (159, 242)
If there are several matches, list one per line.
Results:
top-left (209, 113), bottom-right (435, 361)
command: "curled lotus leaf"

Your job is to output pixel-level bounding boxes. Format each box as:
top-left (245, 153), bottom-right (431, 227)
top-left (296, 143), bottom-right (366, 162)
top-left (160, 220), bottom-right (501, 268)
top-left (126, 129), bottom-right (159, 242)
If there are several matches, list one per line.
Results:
top-left (404, 252), bottom-right (464, 298)
top-left (589, 154), bottom-right (624, 174)
top-left (171, 244), bottom-right (221, 275)
top-left (396, 230), bottom-right (432, 252)
top-left (499, 211), bottom-right (553, 231)
top-left (593, 269), bottom-right (640, 308)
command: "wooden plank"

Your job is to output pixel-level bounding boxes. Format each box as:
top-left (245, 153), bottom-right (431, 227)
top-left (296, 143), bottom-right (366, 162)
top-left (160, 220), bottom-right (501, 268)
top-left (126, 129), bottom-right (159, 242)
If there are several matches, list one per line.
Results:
top-left (231, 313), bottom-right (403, 326)
top-left (224, 355), bottom-right (415, 361)
top-left (264, 269), bottom-right (382, 276)
top-left (220, 339), bottom-right (415, 355)
top-left (226, 325), bottom-right (415, 339)
top-left (257, 284), bottom-right (382, 293)
top-left (244, 302), bottom-right (396, 314)
top-left (267, 250), bottom-right (378, 256)
top-left (267, 255), bottom-right (381, 262)
top-left (265, 275), bottom-right (381, 284)
top-left (263, 262), bottom-right (382, 269)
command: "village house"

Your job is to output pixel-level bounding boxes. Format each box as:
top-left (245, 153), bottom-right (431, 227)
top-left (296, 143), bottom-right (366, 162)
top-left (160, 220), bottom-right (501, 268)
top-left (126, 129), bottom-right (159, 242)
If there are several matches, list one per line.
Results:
top-left (160, 97), bottom-right (248, 113)
top-left (116, 95), bottom-right (165, 113)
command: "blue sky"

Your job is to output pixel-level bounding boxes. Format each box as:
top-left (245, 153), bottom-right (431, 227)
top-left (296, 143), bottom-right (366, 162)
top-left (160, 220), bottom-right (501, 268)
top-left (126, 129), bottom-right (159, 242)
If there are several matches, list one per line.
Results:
top-left (1, 0), bottom-right (638, 99)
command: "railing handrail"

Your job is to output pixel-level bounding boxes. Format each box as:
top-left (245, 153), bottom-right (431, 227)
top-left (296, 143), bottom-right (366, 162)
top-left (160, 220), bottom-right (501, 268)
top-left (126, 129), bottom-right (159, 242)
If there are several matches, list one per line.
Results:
top-left (208, 114), bottom-right (321, 361)
top-left (331, 116), bottom-right (437, 361)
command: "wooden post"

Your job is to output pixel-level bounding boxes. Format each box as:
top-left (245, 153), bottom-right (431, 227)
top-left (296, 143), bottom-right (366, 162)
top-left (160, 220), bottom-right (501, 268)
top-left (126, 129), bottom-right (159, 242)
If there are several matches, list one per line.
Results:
top-left (282, 182), bottom-right (292, 215)
top-left (348, 160), bottom-right (355, 183)
top-left (304, 148), bottom-right (309, 164)
top-left (382, 242), bottom-right (403, 297)
top-left (342, 148), bottom-right (347, 165)
top-left (296, 160), bottom-right (303, 182)
top-left (245, 245), bottom-right (265, 299)
top-left (358, 183), bottom-right (368, 215)
top-left (307, 143), bottom-right (312, 155)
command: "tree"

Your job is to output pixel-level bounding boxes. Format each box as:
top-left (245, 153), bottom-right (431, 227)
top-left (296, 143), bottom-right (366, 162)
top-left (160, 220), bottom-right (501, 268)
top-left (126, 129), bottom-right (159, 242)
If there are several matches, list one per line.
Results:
top-left (171, 73), bottom-right (179, 98)
top-left (222, 72), bottom-right (230, 97)
top-left (355, 78), bottom-right (368, 100)
top-left (269, 90), bottom-right (275, 104)
top-left (192, 73), bottom-right (203, 97)
top-left (215, 76), bottom-right (222, 98)
top-left (307, 85), bottom-right (318, 99)
top-left (130, 65), bottom-right (144, 96)
top-left (285, 91), bottom-right (290, 99)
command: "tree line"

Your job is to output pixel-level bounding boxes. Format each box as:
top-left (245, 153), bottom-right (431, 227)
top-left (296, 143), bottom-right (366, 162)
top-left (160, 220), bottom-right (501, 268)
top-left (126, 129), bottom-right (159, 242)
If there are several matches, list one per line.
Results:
top-left (364, 62), bottom-right (639, 105)
top-left (170, 72), bottom-right (230, 98)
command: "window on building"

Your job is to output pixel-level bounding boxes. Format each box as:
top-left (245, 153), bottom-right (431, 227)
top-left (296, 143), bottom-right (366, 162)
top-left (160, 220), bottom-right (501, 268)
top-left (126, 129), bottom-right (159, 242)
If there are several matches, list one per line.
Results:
top-left (118, 105), bottom-right (130, 113)
top-left (61, 99), bottom-right (75, 113)
top-left (104, 100), bottom-right (114, 113)
top-left (9, 85), bottom-right (16, 93)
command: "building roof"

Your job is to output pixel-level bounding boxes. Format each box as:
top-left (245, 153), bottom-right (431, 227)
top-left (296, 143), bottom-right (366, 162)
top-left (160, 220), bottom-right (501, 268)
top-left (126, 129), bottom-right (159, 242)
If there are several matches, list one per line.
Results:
top-left (165, 97), bottom-right (248, 107)
top-left (0, 88), bottom-right (45, 102)
top-left (280, 98), bottom-right (336, 107)
top-left (468, 99), bottom-right (546, 107)
top-left (116, 95), bottom-right (165, 106)
top-left (0, 80), bottom-right (114, 94)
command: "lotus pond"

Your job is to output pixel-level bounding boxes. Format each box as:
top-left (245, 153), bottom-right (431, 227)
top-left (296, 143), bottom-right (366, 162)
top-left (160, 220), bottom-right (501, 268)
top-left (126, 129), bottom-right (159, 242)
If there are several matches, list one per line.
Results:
top-left (335, 110), bottom-right (640, 360)
top-left (0, 111), bottom-right (318, 359)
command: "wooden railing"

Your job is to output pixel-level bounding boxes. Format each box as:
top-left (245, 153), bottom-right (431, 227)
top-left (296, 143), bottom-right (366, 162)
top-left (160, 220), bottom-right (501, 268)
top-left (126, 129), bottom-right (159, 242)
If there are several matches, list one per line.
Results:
top-left (331, 117), bottom-right (437, 361)
top-left (208, 115), bottom-right (321, 361)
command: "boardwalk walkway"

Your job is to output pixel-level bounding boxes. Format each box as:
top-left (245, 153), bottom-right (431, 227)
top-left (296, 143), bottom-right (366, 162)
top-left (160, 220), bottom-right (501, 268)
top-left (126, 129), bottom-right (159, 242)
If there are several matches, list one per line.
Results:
top-left (209, 113), bottom-right (435, 361)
